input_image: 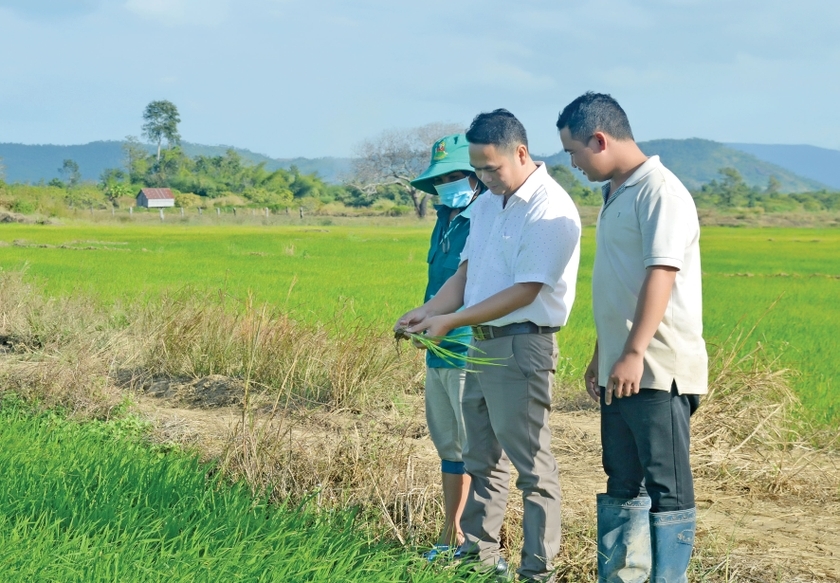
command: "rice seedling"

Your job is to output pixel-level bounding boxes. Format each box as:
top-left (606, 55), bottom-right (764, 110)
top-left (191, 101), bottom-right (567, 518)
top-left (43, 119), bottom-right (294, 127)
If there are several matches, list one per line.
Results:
top-left (0, 260), bottom-right (838, 580)
top-left (0, 399), bottom-right (493, 583)
top-left (1, 223), bottom-right (836, 424)
top-left (393, 328), bottom-right (504, 369)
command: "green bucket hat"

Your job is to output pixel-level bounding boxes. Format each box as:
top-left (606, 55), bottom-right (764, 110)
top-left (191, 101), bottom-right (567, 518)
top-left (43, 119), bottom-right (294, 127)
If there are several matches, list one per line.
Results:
top-left (410, 133), bottom-right (474, 195)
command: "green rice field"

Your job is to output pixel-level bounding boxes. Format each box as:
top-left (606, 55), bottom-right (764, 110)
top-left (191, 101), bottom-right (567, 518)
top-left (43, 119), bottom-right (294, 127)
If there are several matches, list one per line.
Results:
top-left (0, 222), bottom-right (837, 423)
top-left (0, 399), bottom-right (479, 583)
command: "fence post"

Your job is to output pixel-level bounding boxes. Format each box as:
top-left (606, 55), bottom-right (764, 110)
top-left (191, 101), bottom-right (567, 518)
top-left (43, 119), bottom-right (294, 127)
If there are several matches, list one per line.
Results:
top-left (199, 207), bottom-right (203, 215)
top-left (180, 207), bottom-right (184, 217)
top-left (299, 207), bottom-right (304, 219)
top-left (216, 208), bottom-right (221, 216)
top-left (160, 208), bottom-right (164, 221)
top-left (129, 207), bottom-right (133, 216)
top-left (265, 207), bottom-right (269, 217)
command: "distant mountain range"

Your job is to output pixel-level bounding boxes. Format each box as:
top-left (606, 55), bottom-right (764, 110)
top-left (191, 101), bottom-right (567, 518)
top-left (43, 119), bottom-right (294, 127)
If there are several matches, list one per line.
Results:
top-left (0, 141), bottom-right (354, 185)
top-left (725, 143), bottom-right (840, 190)
top-left (1, 138), bottom-right (836, 192)
top-left (537, 138), bottom-right (833, 192)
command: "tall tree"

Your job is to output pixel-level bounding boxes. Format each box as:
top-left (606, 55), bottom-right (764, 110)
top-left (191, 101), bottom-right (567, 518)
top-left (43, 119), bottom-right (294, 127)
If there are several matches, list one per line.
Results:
top-left (352, 122), bottom-right (463, 218)
top-left (122, 135), bottom-right (148, 181)
top-left (717, 167), bottom-right (749, 207)
top-left (142, 100), bottom-right (181, 161)
top-left (59, 159), bottom-right (81, 188)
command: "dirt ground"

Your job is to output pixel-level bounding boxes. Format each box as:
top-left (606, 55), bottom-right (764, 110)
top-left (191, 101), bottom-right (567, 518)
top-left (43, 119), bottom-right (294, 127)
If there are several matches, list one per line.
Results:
top-left (128, 377), bottom-right (840, 583)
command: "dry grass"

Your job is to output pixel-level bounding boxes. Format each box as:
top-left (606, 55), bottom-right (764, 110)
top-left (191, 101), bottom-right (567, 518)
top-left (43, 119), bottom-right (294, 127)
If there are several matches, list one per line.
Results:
top-left (1, 269), bottom-right (838, 581)
top-left (129, 290), bottom-right (422, 410)
top-left (693, 324), bottom-right (840, 503)
top-left (0, 270), bottom-right (124, 416)
top-left (0, 269), bottom-right (441, 542)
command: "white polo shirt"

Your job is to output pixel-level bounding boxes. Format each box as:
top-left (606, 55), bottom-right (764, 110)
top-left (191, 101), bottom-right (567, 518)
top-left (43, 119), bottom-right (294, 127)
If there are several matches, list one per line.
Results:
top-left (460, 162), bottom-right (581, 327)
top-left (592, 156), bottom-right (708, 395)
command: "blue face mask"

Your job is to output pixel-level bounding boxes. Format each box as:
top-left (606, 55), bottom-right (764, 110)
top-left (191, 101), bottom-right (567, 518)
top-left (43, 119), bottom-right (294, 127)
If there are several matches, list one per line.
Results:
top-left (434, 177), bottom-right (475, 208)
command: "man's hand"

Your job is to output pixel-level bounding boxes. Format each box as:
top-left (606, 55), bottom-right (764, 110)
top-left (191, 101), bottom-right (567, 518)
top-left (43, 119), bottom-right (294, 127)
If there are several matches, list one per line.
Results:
top-left (605, 351), bottom-right (644, 405)
top-left (406, 314), bottom-right (457, 340)
top-left (602, 266), bottom-right (676, 405)
top-left (584, 351), bottom-right (600, 403)
top-left (394, 306), bottom-right (432, 337)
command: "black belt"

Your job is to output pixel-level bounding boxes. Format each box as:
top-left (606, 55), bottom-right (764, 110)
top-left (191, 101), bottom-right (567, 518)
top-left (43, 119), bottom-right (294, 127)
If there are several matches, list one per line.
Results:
top-left (471, 322), bottom-right (561, 341)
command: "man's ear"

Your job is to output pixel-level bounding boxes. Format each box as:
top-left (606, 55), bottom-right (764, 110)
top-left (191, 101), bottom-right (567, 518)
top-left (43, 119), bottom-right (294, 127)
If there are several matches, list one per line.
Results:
top-left (591, 132), bottom-right (608, 153)
top-left (516, 143), bottom-right (529, 165)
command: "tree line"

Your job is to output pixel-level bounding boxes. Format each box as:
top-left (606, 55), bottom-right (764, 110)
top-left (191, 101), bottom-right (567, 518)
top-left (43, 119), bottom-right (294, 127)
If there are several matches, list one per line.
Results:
top-left (1, 99), bottom-right (838, 217)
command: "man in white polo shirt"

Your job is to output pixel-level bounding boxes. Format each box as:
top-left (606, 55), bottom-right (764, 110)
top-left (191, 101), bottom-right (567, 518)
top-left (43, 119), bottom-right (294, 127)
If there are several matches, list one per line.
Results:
top-left (396, 109), bottom-right (581, 582)
top-left (558, 92), bottom-right (706, 583)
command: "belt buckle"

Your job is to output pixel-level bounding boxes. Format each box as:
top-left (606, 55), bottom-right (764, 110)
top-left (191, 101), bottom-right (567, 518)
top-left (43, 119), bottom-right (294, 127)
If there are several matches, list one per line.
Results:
top-left (473, 326), bottom-right (487, 341)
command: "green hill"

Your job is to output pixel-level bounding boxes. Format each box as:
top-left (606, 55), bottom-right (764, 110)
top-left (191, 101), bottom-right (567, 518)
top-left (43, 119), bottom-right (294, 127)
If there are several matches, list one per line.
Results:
top-left (727, 143), bottom-right (840, 189)
top-left (538, 138), bottom-right (829, 192)
top-left (0, 141), bottom-right (353, 185)
top-left (0, 141), bottom-right (126, 184)
top-left (1, 138), bottom-right (829, 192)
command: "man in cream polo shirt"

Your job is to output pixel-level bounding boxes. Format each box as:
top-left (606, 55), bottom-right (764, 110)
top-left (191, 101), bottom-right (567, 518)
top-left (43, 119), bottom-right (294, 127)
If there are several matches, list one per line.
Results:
top-left (396, 109), bottom-right (581, 582)
top-left (558, 92), bottom-right (706, 583)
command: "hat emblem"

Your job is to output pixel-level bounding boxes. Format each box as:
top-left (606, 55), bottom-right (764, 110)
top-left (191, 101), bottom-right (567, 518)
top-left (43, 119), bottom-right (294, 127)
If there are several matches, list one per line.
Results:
top-left (432, 140), bottom-right (447, 161)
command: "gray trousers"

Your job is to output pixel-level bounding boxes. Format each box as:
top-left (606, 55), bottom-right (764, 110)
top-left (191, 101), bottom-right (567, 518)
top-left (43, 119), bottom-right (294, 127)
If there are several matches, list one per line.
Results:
top-left (460, 332), bottom-right (562, 580)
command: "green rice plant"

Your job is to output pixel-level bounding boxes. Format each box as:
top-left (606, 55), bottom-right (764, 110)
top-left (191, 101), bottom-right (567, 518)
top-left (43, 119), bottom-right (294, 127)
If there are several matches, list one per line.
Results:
top-left (0, 400), bottom-right (489, 583)
top-left (0, 223), bottom-right (837, 424)
top-left (394, 328), bottom-right (505, 369)
top-left (0, 234), bottom-right (836, 580)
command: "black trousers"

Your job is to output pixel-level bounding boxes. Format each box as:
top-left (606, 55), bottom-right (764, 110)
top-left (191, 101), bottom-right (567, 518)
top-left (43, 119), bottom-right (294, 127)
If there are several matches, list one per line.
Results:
top-left (600, 382), bottom-right (699, 512)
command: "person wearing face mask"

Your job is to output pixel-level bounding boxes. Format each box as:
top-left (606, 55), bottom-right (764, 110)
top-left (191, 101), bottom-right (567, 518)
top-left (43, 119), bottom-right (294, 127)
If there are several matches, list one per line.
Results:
top-left (397, 111), bottom-right (581, 582)
top-left (402, 133), bottom-right (483, 560)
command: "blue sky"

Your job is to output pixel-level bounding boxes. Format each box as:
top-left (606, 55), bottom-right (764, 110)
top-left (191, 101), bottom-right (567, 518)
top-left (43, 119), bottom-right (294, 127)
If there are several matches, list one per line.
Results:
top-left (0, 0), bottom-right (838, 158)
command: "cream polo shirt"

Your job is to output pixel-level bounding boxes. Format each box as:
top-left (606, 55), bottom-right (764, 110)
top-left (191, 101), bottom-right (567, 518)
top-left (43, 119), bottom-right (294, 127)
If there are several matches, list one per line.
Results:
top-left (460, 162), bottom-right (581, 327)
top-left (592, 155), bottom-right (708, 395)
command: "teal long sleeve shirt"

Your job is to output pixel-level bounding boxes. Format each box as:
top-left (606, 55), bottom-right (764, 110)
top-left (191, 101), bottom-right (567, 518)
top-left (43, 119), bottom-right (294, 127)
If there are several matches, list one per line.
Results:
top-left (424, 203), bottom-right (473, 368)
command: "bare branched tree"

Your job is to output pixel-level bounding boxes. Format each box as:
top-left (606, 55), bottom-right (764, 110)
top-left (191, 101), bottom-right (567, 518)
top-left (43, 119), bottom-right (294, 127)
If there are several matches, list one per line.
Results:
top-left (352, 122), bottom-right (464, 218)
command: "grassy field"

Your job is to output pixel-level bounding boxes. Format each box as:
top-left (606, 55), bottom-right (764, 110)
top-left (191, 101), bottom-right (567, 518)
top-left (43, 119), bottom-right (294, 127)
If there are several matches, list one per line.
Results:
top-left (0, 222), bottom-right (837, 422)
top-left (0, 398), bottom-right (490, 583)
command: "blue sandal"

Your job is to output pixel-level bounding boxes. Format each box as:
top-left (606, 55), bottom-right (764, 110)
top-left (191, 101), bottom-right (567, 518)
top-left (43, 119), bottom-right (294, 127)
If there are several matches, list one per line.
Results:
top-left (423, 544), bottom-right (452, 561)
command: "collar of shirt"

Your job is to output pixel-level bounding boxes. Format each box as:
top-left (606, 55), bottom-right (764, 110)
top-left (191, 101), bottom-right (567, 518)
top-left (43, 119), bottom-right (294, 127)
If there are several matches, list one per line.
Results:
top-left (489, 161), bottom-right (548, 205)
top-left (433, 198), bottom-right (477, 220)
top-left (601, 155), bottom-right (662, 206)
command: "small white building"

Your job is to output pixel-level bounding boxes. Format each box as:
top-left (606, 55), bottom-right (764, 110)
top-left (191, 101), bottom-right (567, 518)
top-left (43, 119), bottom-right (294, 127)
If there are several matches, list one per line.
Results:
top-left (136, 188), bottom-right (176, 208)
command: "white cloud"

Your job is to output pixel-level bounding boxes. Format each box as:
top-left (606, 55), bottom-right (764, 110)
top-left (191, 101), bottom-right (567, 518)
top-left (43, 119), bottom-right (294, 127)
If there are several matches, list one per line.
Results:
top-left (123, 0), bottom-right (230, 26)
top-left (1, 0), bottom-right (839, 155)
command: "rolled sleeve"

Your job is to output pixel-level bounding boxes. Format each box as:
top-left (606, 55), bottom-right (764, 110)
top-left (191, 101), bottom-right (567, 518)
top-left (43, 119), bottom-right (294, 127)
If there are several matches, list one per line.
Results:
top-left (459, 232), bottom-right (471, 265)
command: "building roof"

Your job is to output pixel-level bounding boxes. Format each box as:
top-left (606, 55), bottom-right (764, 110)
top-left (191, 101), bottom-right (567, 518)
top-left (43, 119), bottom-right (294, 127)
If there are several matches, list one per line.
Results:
top-left (138, 188), bottom-right (175, 200)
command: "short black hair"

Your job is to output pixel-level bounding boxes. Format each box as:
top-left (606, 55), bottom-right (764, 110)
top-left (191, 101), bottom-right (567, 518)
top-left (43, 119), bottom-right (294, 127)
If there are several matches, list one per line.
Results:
top-left (465, 109), bottom-right (528, 151)
top-left (556, 92), bottom-right (634, 142)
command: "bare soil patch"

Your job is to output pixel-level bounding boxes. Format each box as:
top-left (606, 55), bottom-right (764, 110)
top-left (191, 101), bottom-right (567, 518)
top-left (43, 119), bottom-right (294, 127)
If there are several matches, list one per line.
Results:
top-left (129, 377), bottom-right (840, 581)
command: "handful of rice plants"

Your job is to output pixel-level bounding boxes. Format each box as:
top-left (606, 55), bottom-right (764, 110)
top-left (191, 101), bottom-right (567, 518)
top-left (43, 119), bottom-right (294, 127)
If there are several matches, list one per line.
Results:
top-left (394, 328), bottom-right (505, 369)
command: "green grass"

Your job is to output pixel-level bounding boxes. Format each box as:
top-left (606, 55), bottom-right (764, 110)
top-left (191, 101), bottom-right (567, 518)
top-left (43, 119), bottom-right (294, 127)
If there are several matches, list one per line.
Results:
top-left (0, 398), bottom-right (483, 582)
top-left (0, 223), bottom-right (837, 422)
top-left (0, 224), bottom-right (425, 324)
top-left (699, 228), bottom-right (839, 422)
